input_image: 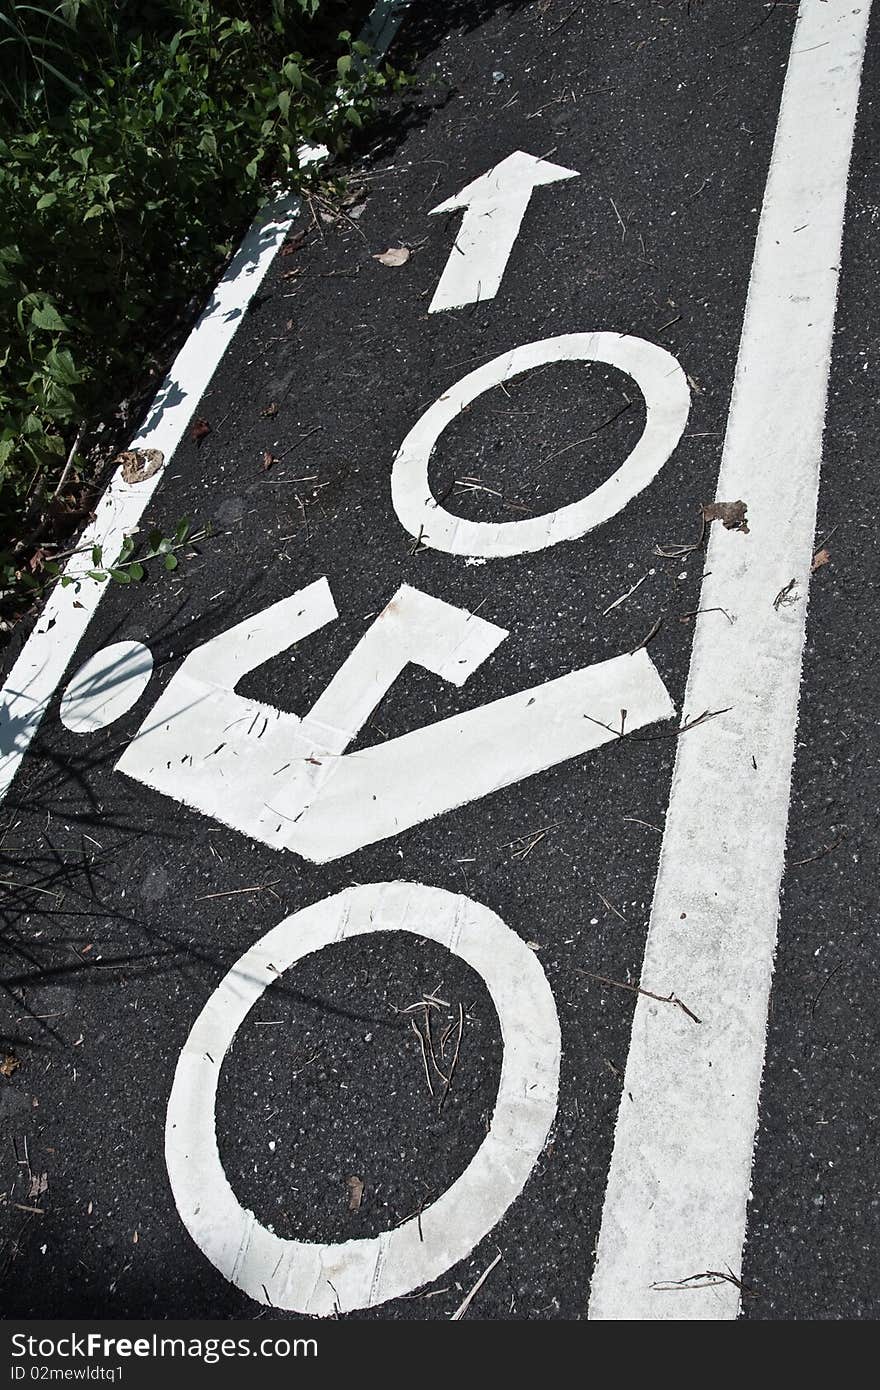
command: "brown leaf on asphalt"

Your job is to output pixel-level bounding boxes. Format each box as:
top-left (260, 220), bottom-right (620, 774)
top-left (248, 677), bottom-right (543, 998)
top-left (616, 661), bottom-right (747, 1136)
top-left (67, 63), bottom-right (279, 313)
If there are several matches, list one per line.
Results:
top-left (189, 418), bottom-right (211, 445)
top-left (373, 246), bottom-right (411, 267)
top-left (260, 451), bottom-right (277, 472)
top-left (261, 402), bottom-right (279, 418)
top-left (117, 448), bottom-right (164, 484)
top-left (811, 547), bottom-right (830, 571)
top-left (1, 1052), bottom-right (20, 1078)
top-left (280, 230), bottom-right (307, 256)
top-left (346, 1176), bottom-right (364, 1211)
top-left (28, 1171), bottom-right (48, 1200)
top-left (700, 500), bottom-right (749, 533)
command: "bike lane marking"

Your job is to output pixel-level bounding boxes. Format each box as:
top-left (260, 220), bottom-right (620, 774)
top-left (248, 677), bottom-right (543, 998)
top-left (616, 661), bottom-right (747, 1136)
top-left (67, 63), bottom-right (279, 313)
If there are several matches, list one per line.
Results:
top-left (112, 574), bottom-right (672, 862)
top-left (588, 0), bottom-right (873, 1321)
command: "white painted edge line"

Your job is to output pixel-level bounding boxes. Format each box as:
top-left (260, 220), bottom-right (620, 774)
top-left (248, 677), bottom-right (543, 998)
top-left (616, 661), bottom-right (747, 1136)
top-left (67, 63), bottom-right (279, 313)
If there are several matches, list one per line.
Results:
top-left (165, 881), bottom-right (561, 1315)
top-left (358, 0), bottom-right (415, 57)
top-left (0, 0), bottom-right (414, 806)
top-left (588, 0), bottom-right (872, 1321)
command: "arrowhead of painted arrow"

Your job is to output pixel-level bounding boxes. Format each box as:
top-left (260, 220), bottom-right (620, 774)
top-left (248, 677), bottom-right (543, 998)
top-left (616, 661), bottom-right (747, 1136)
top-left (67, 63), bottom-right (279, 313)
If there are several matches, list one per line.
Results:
top-left (429, 150), bottom-right (580, 215)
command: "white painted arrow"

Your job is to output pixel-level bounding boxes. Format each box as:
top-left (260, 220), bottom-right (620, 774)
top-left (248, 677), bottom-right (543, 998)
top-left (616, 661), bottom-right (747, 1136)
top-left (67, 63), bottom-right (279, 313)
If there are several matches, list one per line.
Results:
top-left (428, 150), bottom-right (579, 313)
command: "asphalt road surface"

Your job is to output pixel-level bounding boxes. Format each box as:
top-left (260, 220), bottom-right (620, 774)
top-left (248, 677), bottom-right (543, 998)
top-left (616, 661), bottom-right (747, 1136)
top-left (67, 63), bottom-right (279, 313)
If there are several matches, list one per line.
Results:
top-left (1, 0), bottom-right (878, 1321)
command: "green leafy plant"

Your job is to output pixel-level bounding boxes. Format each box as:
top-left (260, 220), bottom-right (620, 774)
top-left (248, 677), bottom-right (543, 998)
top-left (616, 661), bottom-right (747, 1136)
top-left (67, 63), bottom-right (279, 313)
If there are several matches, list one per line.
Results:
top-left (0, 1), bottom-right (403, 626)
top-left (42, 516), bottom-right (198, 587)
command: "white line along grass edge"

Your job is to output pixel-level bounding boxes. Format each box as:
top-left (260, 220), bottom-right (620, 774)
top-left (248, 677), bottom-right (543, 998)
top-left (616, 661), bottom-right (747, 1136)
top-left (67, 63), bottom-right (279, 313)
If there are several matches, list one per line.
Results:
top-left (588, 0), bottom-right (872, 1321)
top-left (0, 0), bottom-right (414, 805)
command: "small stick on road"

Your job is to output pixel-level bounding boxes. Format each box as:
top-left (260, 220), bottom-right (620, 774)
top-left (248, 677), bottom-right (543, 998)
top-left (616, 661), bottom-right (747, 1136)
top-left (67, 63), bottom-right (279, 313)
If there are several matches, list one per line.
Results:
top-left (575, 969), bottom-right (702, 1025)
top-left (450, 1250), bottom-right (502, 1320)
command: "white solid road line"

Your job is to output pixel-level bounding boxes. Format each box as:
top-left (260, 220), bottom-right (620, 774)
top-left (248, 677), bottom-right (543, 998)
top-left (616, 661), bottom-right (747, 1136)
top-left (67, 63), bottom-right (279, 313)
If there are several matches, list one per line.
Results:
top-left (588, 0), bottom-right (872, 1321)
top-left (428, 151), bottom-right (579, 313)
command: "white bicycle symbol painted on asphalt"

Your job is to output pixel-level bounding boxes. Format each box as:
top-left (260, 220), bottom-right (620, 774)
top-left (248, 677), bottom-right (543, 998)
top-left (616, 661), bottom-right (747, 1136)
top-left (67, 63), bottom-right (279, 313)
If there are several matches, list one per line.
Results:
top-left (59, 332), bottom-right (689, 1311)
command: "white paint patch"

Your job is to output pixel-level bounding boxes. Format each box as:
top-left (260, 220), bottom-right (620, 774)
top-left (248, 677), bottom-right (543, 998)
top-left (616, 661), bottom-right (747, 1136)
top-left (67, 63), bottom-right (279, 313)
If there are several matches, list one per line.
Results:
top-left (428, 151), bottom-right (579, 312)
top-left (60, 641), bottom-right (153, 734)
top-left (166, 881), bottom-right (560, 1315)
top-left (391, 333), bottom-right (690, 557)
top-left (588, 0), bottom-right (871, 1321)
top-left (117, 582), bottom-right (674, 861)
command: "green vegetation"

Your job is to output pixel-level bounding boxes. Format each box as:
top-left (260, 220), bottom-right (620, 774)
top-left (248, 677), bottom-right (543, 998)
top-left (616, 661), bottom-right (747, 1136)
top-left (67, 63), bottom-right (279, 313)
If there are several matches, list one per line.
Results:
top-left (0, 0), bottom-right (397, 619)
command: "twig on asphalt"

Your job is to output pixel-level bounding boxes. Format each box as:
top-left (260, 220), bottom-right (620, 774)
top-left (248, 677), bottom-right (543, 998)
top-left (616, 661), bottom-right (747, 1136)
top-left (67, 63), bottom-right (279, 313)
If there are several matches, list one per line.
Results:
top-left (597, 892), bottom-right (628, 924)
top-left (575, 969), bottom-right (702, 1024)
top-left (651, 1265), bottom-right (757, 1298)
top-left (790, 829), bottom-right (847, 868)
top-left (602, 572), bottom-right (648, 617)
top-left (623, 816), bottom-right (663, 833)
top-left (194, 880), bottom-right (282, 902)
top-left (609, 195), bottom-right (627, 240)
top-left (630, 615), bottom-right (663, 653)
top-left (411, 1016), bottom-right (436, 1098)
top-left (654, 512), bottom-right (707, 559)
top-left (438, 1003), bottom-right (464, 1114)
top-left (450, 1250), bottom-right (502, 1320)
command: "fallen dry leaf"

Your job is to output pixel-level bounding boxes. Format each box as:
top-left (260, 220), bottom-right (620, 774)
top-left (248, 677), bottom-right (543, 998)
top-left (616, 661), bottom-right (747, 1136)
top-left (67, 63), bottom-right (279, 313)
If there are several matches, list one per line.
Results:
top-left (1, 1052), bottom-right (20, 1078)
top-left (260, 451), bottom-right (277, 472)
top-left (346, 1175), bottom-right (364, 1212)
top-left (261, 402), bottom-right (279, 418)
top-left (373, 246), bottom-right (411, 267)
top-left (28, 1171), bottom-right (48, 1200)
top-left (811, 547), bottom-right (830, 572)
top-left (700, 500), bottom-right (749, 533)
top-left (280, 230), bottom-right (307, 256)
top-left (116, 448), bottom-right (164, 485)
top-left (190, 418), bottom-right (211, 445)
